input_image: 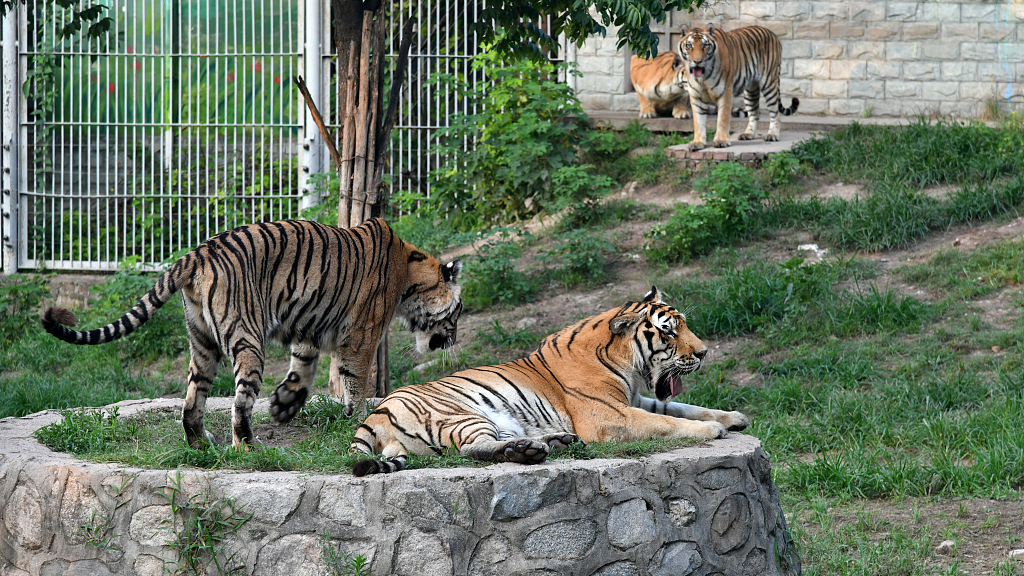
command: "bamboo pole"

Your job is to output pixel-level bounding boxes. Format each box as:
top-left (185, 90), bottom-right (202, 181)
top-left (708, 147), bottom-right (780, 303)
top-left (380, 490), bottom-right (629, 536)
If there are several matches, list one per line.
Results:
top-left (337, 39), bottom-right (358, 230)
top-left (349, 10), bottom-right (374, 228)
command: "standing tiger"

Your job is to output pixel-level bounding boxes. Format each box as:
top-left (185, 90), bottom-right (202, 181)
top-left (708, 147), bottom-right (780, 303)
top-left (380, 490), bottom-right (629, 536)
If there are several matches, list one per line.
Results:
top-left (351, 287), bottom-right (749, 476)
top-left (679, 24), bottom-right (799, 150)
top-left (41, 218), bottom-right (463, 449)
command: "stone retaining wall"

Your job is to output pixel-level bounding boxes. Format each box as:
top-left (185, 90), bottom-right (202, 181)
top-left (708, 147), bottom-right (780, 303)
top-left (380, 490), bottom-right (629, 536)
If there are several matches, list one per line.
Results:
top-left (575, 0), bottom-right (1024, 118)
top-left (0, 398), bottom-right (799, 576)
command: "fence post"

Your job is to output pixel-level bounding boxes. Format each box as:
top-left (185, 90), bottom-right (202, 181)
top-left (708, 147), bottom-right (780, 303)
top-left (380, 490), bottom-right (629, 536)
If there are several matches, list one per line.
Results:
top-left (298, 0), bottom-right (324, 210)
top-left (1, 5), bottom-right (19, 274)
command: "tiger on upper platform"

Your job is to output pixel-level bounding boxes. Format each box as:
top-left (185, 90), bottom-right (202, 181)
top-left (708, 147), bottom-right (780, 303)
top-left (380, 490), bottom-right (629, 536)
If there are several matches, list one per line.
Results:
top-left (679, 24), bottom-right (799, 150)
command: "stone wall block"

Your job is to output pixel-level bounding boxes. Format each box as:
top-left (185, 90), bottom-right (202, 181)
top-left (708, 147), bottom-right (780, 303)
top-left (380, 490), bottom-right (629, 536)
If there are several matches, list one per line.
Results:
top-left (794, 97), bottom-right (828, 114)
top-left (4, 480), bottom-right (44, 551)
top-left (977, 63), bottom-right (1015, 82)
top-left (960, 83), bottom-right (1001, 101)
top-left (579, 94), bottom-right (613, 111)
top-left (847, 2), bottom-right (884, 21)
top-left (921, 82), bottom-right (960, 101)
top-left (903, 62), bottom-right (940, 81)
top-left (829, 22), bottom-right (864, 38)
top-left (811, 2), bottom-right (848, 20)
top-left (780, 78), bottom-right (812, 97)
top-left (887, 42), bottom-right (922, 60)
top-left (810, 78), bottom-right (846, 98)
top-left (523, 519), bottom-right (598, 559)
top-left (941, 61), bottom-right (978, 81)
top-left (848, 80), bottom-right (885, 98)
top-left (886, 3), bottom-right (921, 21)
top-left (887, 81), bottom-right (923, 99)
top-left (962, 3), bottom-right (997, 22)
top-left (941, 101), bottom-right (981, 118)
top-left (865, 22), bottom-right (902, 40)
top-left (902, 22), bottom-right (940, 40)
top-left (211, 475), bottom-right (304, 528)
top-left (128, 505), bottom-right (172, 548)
top-left (830, 60), bottom-right (867, 80)
top-left (648, 542), bottom-right (702, 576)
top-left (59, 473), bottom-right (104, 547)
top-left (870, 100), bottom-right (905, 117)
top-left (775, 1), bottom-right (811, 20)
top-left (592, 561), bottom-right (640, 576)
top-left (793, 59), bottom-right (829, 79)
top-left (611, 94), bottom-right (642, 112)
top-left (979, 23), bottom-right (1015, 41)
top-left (607, 498), bottom-right (657, 550)
top-left (942, 23), bottom-right (979, 41)
top-left (1005, 44), bottom-right (1024, 62)
top-left (812, 41), bottom-right (846, 59)
top-left (254, 534), bottom-right (331, 576)
top-left (711, 493), bottom-right (753, 554)
top-left (962, 43), bottom-right (998, 61)
top-left (922, 3), bottom-right (960, 22)
top-left (792, 21), bottom-right (831, 39)
top-left (740, 2), bottom-right (776, 19)
top-left (849, 42), bottom-right (884, 60)
top-left (761, 21), bottom-right (792, 38)
top-left (782, 40), bottom-right (812, 59)
top-left (922, 42), bottom-right (960, 60)
top-left (394, 529), bottom-right (453, 576)
top-left (317, 481), bottom-right (368, 527)
top-left (490, 472), bottom-right (570, 521)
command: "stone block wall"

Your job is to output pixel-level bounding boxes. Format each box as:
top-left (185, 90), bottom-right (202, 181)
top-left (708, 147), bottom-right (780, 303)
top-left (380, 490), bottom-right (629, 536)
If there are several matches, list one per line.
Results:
top-left (575, 0), bottom-right (1024, 118)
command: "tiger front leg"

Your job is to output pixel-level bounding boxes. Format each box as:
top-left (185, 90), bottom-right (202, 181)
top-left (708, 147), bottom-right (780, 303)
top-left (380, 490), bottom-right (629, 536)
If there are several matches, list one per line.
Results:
top-left (687, 96), bottom-right (709, 151)
top-left (269, 343), bottom-right (320, 423)
top-left (330, 350), bottom-right (375, 417)
top-left (712, 91), bottom-right (733, 148)
top-left (637, 93), bottom-right (657, 119)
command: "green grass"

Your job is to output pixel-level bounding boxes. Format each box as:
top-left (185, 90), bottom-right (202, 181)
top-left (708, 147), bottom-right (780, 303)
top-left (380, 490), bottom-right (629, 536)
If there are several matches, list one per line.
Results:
top-left (901, 239), bottom-right (1024, 301)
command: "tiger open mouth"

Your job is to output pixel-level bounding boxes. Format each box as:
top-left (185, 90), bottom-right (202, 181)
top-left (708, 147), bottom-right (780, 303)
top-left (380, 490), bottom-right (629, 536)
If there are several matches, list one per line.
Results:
top-left (655, 371), bottom-right (685, 402)
top-left (690, 65), bottom-right (705, 78)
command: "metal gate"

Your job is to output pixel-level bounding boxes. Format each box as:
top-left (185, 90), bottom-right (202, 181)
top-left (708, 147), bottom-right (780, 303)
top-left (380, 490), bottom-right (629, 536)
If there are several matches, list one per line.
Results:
top-left (2, 0), bottom-right (540, 272)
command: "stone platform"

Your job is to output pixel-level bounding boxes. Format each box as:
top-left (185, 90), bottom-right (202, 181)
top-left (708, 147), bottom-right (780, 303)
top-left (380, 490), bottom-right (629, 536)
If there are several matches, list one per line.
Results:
top-left (0, 397), bottom-right (800, 576)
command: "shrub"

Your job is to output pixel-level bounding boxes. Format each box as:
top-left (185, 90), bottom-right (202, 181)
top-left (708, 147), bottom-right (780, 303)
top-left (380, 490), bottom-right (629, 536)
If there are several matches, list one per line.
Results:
top-left (539, 230), bottom-right (615, 287)
top-left (645, 163), bottom-right (765, 263)
top-left (429, 50), bottom-right (592, 230)
top-left (0, 274), bottom-right (49, 347)
top-left (763, 152), bottom-right (809, 189)
top-left (462, 230), bottom-right (534, 309)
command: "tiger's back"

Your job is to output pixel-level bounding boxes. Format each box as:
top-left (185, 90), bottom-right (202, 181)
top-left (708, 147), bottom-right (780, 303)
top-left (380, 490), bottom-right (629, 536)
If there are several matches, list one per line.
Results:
top-left (42, 218), bottom-right (463, 449)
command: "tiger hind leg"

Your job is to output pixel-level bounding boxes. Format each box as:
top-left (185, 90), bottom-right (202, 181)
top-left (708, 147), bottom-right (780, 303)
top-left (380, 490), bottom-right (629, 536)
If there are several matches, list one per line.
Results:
top-left (738, 83), bottom-right (761, 141)
top-left (269, 343), bottom-right (320, 423)
top-left (182, 302), bottom-right (222, 449)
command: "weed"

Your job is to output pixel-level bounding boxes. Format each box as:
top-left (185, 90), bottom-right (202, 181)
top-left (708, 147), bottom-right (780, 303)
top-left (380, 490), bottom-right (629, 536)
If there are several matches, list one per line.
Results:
top-left (159, 469), bottom-right (252, 576)
top-left (34, 407), bottom-right (142, 454)
top-left (321, 532), bottom-right (372, 576)
top-left (76, 471), bottom-right (135, 553)
top-left (818, 186), bottom-right (943, 251)
top-left (479, 320), bottom-right (540, 349)
top-left (763, 152), bottom-right (809, 189)
top-left (0, 274), bottom-right (50, 348)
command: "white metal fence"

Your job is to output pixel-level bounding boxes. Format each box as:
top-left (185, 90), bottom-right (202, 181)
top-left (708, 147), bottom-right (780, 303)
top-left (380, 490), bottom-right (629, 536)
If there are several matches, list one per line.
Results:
top-left (1, 0), bottom-right (544, 272)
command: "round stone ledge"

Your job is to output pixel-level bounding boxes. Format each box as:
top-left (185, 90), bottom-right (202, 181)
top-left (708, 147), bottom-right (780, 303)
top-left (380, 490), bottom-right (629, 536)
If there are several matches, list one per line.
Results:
top-left (0, 398), bottom-right (801, 576)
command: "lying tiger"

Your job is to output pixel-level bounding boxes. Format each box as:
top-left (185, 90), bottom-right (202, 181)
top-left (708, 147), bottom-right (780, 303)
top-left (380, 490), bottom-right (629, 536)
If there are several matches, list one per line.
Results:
top-left (631, 51), bottom-right (750, 120)
top-left (42, 218), bottom-right (463, 449)
top-left (351, 287), bottom-right (749, 475)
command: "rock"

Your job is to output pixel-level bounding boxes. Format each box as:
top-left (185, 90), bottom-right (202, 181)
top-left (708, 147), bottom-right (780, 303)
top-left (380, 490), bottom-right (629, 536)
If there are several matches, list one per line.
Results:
top-left (516, 317), bottom-right (538, 330)
top-left (128, 505), bottom-right (172, 548)
top-left (743, 548), bottom-right (768, 575)
top-left (255, 534), bottom-right (331, 576)
top-left (608, 498), bottom-right (656, 549)
top-left (387, 487), bottom-right (453, 524)
top-left (627, 147), bottom-right (657, 159)
top-left (490, 473), bottom-right (569, 520)
top-left (697, 467), bottom-right (741, 491)
top-left (711, 493), bottom-right (752, 554)
top-left (468, 534), bottom-right (511, 576)
top-left (317, 481), bottom-right (367, 527)
top-left (649, 541), bottom-right (702, 576)
top-left (60, 473), bottom-right (104, 545)
top-left (592, 560), bottom-right (640, 576)
top-left (132, 555), bottom-right (166, 576)
top-left (4, 481), bottom-right (44, 550)
top-left (524, 519), bottom-right (597, 559)
top-left (667, 499), bottom-right (697, 528)
top-left (212, 476), bottom-right (304, 527)
top-left (394, 529), bottom-right (452, 576)
top-left (1009, 548), bottom-right (1024, 559)
top-left (935, 540), bottom-right (956, 555)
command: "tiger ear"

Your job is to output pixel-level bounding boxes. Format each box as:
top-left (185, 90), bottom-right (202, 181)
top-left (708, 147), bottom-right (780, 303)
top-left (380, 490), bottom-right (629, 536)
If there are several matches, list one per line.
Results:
top-left (679, 24), bottom-right (688, 35)
top-left (643, 286), bottom-right (664, 303)
top-left (441, 260), bottom-right (462, 284)
top-left (610, 307), bottom-right (649, 335)
top-left (672, 52), bottom-right (684, 70)
top-left (706, 23), bottom-right (715, 35)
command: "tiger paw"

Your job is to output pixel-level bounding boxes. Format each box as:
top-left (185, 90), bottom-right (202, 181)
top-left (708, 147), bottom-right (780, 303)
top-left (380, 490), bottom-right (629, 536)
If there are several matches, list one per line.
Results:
top-left (501, 439), bottom-right (550, 464)
top-left (687, 141), bottom-right (708, 152)
top-left (269, 381), bottom-right (309, 423)
top-left (540, 433), bottom-right (584, 454)
top-left (738, 132), bottom-right (757, 141)
top-left (765, 134), bottom-right (779, 142)
top-left (721, 410), bottom-right (751, 432)
top-left (712, 139), bottom-right (732, 148)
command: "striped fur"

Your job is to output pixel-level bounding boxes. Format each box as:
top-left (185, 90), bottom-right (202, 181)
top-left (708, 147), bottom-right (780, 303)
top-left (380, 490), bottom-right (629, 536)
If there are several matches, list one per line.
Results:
top-left (41, 218), bottom-right (462, 449)
top-left (679, 24), bottom-right (799, 150)
top-left (350, 287), bottom-right (749, 476)
top-left (630, 51), bottom-right (749, 120)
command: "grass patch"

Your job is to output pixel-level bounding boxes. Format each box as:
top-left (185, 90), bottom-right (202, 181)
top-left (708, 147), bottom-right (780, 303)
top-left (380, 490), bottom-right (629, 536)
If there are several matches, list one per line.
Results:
top-left (901, 239), bottom-right (1024, 300)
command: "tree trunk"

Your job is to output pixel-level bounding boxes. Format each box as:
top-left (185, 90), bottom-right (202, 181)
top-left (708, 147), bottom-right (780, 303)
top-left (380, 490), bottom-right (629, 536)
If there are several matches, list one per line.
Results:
top-left (325, 1), bottom-right (409, 402)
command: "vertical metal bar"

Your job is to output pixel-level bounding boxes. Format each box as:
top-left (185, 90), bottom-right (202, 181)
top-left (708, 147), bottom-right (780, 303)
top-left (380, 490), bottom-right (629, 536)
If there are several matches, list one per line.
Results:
top-left (1, 1), bottom-right (19, 273)
top-left (298, 0), bottom-right (322, 210)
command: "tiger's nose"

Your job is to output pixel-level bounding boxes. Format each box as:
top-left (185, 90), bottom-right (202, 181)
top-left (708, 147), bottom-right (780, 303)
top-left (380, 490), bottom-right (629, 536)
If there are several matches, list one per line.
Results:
top-left (694, 348), bottom-right (707, 360)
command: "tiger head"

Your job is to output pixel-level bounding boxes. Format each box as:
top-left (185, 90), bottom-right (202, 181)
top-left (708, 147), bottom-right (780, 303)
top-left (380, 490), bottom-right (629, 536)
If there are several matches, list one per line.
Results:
top-left (609, 286), bottom-right (708, 402)
top-left (678, 24), bottom-right (718, 81)
top-left (397, 255), bottom-right (463, 353)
